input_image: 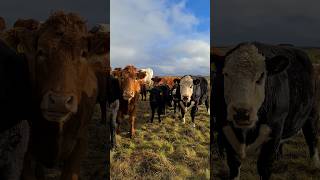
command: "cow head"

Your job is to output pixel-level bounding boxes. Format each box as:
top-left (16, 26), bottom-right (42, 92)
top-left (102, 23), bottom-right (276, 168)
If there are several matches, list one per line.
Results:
top-left (179, 75), bottom-right (200, 103)
top-left (220, 43), bottom-right (289, 129)
top-left (16, 12), bottom-right (108, 130)
top-left (119, 65), bottom-right (146, 101)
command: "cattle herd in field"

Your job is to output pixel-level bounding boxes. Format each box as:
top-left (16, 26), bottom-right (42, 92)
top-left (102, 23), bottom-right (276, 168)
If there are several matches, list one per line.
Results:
top-left (109, 66), bottom-right (210, 148)
top-left (1, 10), bottom-right (320, 180)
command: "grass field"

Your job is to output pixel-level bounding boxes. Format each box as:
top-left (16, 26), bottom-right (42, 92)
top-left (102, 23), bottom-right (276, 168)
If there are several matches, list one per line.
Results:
top-left (110, 93), bottom-right (210, 179)
top-left (211, 47), bottom-right (320, 180)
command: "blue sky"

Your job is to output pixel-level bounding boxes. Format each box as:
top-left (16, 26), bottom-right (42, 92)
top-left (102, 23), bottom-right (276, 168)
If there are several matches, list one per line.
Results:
top-left (111, 0), bottom-right (210, 76)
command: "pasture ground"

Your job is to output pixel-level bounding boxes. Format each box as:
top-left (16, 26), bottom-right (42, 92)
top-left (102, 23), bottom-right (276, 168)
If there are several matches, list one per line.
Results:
top-left (211, 47), bottom-right (320, 180)
top-left (110, 97), bottom-right (210, 179)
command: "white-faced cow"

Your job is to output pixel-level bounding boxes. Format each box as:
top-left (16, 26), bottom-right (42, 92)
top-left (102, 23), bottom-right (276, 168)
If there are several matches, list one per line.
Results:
top-left (212, 42), bottom-right (320, 180)
top-left (177, 75), bottom-right (210, 128)
top-left (139, 68), bottom-right (153, 101)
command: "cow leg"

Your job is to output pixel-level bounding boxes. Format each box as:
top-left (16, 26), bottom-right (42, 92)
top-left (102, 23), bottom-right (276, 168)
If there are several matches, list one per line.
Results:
top-left (257, 138), bottom-right (280, 180)
top-left (302, 109), bottom-right (320, 168)
top-left (150, 106), bottom-right (155, 123)
top-left (181, 108), bottom-right (186, 124)
top-left (205, 97), bottom-right (210, 115)
top-left (157, 107), bottom-right (162, 123)
top-left (190, 105), bottom-right (198, 128)
top-left (226, 145), bottom-right (241, 180)
top-left (110, 100), bottom-right (119, 149)
top-left (130, 115), bottom-right (136, 138)
top-left (116, 111), bottom-right (123, 134)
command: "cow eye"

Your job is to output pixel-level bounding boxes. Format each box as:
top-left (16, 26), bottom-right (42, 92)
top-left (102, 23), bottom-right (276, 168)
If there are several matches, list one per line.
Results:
top-left (223, 72), bottom-right (228, 77)
top-left (190, 85), bottom-right (193, 88)
top-left (36, 50), bottom-right (47, 62)
top-left (256, 72), bottom-right (265, 85)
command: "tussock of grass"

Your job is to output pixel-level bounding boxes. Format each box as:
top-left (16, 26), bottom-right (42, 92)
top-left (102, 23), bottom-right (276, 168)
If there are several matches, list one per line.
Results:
top-left (111, 95), bottom-right (210, 179)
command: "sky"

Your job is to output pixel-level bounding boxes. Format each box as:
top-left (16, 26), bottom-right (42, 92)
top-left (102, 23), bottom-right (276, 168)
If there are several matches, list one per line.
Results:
top-left (213, 0), bottom-right (320, 47)
top-left (0, 0), bottom-right (109, 28)
top-left (111, 0), bottom-right (210, 76)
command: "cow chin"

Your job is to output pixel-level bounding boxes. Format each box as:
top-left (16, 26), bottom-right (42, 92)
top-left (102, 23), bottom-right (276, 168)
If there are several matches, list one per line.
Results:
top-left (123, 95), bottom-right (133, 101)
top-left (232, 119), bottom-right (257, 129)
top-left (42, 111), bottom-right (73, 126)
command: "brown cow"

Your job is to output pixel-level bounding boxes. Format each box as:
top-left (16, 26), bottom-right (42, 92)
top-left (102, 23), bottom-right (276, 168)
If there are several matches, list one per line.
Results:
top-left (14, 19), bottom-right (40, 31)
top-left (11, 12), bottom-right (108, 180)
top-left (111, 67), bottom-right (122, 78)
top-left (152, 76), bottom-right (180, 89)
top-left (0, 17), bottom-right (5, 32)
top-left (116, 65), bottom-right (146, 137)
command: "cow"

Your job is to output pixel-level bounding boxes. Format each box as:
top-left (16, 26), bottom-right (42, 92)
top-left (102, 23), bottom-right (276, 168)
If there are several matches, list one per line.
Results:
top-left (152, 76), bottom-right (180, 89)
top-left (170, 78), bottom-right (182, 114)
top-left (9, 12), bottom-right (109, 180)
top-left (177, 75), bottom-right (210, 128)
top-left (0, 17), bottom-right (5, 32)
top-left (139, 68), bottom-right (153, 101)
top-left (211, 42), bottom-right (320, 180)
top-left (111, 67), bottom-right (122, 78)
top-left (116, 65), bottom-right (146, 138)
top-left (0, 39), bottom-right (31, 180)
top-left (148, 84), bottom-right (173, 123)
top-left (106, 75), bottom-right (121, 148)
top-left (13, 19), bottom-right (40, 31)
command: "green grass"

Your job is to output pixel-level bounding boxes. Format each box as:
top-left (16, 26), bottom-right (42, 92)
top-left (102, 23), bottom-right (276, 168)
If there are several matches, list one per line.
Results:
top-left (111, 97), bottom-right (210, 180)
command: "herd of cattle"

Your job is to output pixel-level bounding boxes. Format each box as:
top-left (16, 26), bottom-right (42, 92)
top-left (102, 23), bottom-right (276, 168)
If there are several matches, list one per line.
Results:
top-left (0, 11), bottom-right (210, 180)
top-left (1, 11), bottom-right (320, 180)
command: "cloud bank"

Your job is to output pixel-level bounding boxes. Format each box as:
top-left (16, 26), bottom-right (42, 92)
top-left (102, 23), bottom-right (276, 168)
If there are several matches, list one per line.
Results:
top-left (111, 0), bottom-right (210, 76)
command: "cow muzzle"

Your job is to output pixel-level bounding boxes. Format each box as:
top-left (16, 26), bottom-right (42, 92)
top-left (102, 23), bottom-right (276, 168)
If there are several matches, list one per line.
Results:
top-left (182, 95), bottom-right (190, 103)
top-left (231, 106), bottom-right (255, 128)
top-left (41, 91), bottom-right (78, 124)
top-left (123, 91), bottom-right (134, 101)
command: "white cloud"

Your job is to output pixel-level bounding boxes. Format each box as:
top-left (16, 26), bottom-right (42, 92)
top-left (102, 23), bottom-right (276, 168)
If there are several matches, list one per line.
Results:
top-left (111, 0), bottom-right (209, 75)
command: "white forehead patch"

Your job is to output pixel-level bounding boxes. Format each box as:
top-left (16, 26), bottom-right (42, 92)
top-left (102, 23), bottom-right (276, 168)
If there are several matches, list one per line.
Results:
top-left (225, 44), bottom-right (266, 76)
top-left (180, 75), bottom-right (193, 86)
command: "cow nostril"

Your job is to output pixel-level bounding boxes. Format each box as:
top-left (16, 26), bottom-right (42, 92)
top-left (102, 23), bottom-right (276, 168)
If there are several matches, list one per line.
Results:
top-left (233, 107), bottom-right (250, 121)
top-left (66, 96), bottom-right (74, 105)
top-left (49, 94), bottom-right (55, 104)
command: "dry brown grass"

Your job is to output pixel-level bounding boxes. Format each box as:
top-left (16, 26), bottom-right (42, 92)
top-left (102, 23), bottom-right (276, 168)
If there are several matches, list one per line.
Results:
top-left (111, 95), bottom-right (210, 179)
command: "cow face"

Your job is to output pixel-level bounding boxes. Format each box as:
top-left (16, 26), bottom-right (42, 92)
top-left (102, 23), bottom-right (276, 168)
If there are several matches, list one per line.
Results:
top-left (179, 76), bottom-right (199, 103)
top-left (223, 44), bottom-right (288, 129)
top-left (119, 65), bottom-right (146, 101)
top-left (18, 12), bottom-right (104, 129)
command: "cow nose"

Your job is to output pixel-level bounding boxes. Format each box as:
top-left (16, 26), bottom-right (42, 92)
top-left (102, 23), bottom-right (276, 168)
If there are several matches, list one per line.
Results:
top-left (182, 95), bottom-right (189, 101)
top-left (233, 107), bottom-right (250, 121)
top-left (123, 91), bottom-right (134, 98)
top-left (43, 91), bottom-right (78, 113)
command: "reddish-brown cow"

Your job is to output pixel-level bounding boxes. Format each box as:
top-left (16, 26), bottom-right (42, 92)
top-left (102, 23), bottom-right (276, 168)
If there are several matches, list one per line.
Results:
top-left (152, 76), bottom-right (180, 89)
top-left (14, 19), bottom-right (40, 31)
top-left (11, 12), bottom-right (108, 180)
top-left (116, 65), bottom-right (146, 137)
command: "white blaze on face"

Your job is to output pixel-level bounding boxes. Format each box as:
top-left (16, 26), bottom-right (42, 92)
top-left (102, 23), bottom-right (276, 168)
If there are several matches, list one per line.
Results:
top-left (223, 44), bottom-right (266, 129)
top-left (180, 75), bottom-right (194, 103)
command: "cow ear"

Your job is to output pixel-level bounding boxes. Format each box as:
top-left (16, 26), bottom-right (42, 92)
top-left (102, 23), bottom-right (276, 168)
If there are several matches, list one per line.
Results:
top-left (211, 54), bottom-right (225, 73)
top-left (193, 79), bottom-right (200, 85)
top-left (266, 55), bottom-right (289, 76)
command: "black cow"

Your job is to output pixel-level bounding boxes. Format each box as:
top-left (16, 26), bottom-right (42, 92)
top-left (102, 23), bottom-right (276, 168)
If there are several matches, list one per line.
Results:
top-left (177, 75), bottom-right (210, 128)
top-left (0, 40), bottom-right (31, 180)
top-left (211, 42), bottom-right (320, 180)
top-left (106, 75), bottom-right (121, 149)
top-left (170, 79), bottom-right (181, 114)
top-left (140, 83), bottom-right (147, 101)
top-left (148, 85), bottom-right (172, 123)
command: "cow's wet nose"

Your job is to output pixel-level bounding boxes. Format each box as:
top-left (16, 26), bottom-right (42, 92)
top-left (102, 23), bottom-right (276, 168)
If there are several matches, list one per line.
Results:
top-left (182, 95), bottom-right (189, 101)
top-left (42, 91), bottom-right (78, 113)
top-left (123, 91), bottom-right (134, 98)
top-left (233, 107), bottom-right (250, 121)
